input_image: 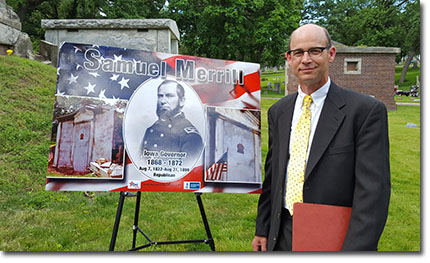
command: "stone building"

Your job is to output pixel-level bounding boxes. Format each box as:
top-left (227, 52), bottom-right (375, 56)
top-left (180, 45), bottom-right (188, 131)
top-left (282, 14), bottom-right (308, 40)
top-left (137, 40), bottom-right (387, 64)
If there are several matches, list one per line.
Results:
top-left (50, 103), bottom-right (123, 176)
top-left (41, 19), bottom-right (180, 65)
top-left (285, 43), bottom-right (401, 111)
top-left (205, 107), bottom-right (261, 184)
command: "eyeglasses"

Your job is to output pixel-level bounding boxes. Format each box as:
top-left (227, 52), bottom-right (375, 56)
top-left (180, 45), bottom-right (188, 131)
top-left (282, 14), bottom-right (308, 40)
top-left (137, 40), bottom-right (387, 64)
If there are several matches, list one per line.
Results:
top-left (287, 46), bottom-right (331, 58)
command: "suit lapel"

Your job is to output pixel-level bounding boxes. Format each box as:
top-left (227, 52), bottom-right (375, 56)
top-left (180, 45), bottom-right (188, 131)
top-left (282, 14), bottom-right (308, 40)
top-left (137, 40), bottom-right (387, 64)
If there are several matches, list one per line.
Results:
top-left (277, 93), bottom-right (297, 182)
top-left (305, 83), bottom-right (346, 181)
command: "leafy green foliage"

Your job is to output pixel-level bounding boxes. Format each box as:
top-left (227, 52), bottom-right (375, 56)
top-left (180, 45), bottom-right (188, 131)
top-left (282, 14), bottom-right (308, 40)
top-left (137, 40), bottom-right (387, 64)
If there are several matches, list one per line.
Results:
top-left (98, 0), bottom-right (166, 19)
top-left (302, 0), bottom-right (419, 59)
top-left (5, 0), bottom-right (165, 43)
top-left (6, 0), bottom-right (419, 68)
top-left (164, 0), bottom-right (303, 66)
top-left (6, 0), bottom-right (303, 67)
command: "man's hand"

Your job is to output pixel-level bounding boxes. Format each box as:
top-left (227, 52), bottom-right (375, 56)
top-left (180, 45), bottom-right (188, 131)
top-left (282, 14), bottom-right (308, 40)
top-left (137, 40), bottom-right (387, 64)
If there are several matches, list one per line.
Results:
top-left (252, 236), bottom-right (267, 251)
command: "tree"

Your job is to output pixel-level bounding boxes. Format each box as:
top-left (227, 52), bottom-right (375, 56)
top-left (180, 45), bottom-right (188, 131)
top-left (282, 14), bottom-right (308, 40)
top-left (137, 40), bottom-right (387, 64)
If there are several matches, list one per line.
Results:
top-left (302, 0), bottom-right (420, 84)
top-left (6, 0), bottom-right (303, 66)
top-left (163, 0), bottom-right (303, 66)
top-left (302, 0), bottom-right (406, 46)
top-left (99, 0), bottom-right (166, 19)
top-left (398, 0), bottom-right (420, 83)
top-left (302, 0), bottom-right (372, 46)
top-left (6, 0), bottom-right (108, 43)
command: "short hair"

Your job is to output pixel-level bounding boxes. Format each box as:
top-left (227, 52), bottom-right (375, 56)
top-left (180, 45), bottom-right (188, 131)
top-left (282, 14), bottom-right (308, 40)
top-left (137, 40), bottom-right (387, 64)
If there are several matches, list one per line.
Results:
top-left (288, 24), bottom-right (332, 50)
top-left (158, 80), bottom-right (185, 99)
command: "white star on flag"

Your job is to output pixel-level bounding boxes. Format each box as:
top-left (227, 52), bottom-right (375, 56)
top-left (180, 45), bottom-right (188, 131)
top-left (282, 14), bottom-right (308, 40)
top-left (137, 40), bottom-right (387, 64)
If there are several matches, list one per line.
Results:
top-left (83, 82), bottom-right (96, 94)
top-left (106, 96), bottom-right (119, 106)
top-left (99, 89), bottom-right (107, 99)
top-left (89, 71), bottom-right (100, 78)
top-left (55, 89), bottom-right (65, 96)
top-left (67, 73), bottom-right (78, 84)
top-left (110, 74), bottom-right (120, 81)
top-left (118, 77), bottom-right (130, 90)
top-left (113, 54), bottom-right (123, 62)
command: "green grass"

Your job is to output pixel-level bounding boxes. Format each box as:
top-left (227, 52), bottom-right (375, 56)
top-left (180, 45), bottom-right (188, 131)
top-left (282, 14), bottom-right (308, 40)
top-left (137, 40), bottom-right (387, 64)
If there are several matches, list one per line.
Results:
top-left (261, 70), bottom-right (286, 98)
top-left (0, 55), bottom-right (420, 251)
top-left (379, 106), bottom-right (421, 251)
top-left (395, 65), bottom-right (421, 91)
top-left (395, 95), bottom-right (420, 103)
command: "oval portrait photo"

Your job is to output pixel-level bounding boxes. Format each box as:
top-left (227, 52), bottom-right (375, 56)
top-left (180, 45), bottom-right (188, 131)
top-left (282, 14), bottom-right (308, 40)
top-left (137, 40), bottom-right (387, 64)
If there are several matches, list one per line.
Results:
top-left (124, 77), bottom-right (206, 182)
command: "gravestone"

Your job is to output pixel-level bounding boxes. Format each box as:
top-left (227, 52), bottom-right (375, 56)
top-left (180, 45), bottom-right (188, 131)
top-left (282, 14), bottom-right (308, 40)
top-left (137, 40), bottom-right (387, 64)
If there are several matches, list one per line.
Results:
top-left (273, 82), bottom-right (281, 93)
top-left (406, 123), bottom-right (418, 128)
top-left (267, 81), bottom-right (272, 90)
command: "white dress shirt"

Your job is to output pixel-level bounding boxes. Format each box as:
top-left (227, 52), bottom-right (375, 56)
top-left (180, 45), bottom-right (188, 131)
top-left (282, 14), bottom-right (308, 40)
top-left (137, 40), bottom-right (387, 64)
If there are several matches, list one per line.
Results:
top-left (284, 78), bottom-right (331, 208)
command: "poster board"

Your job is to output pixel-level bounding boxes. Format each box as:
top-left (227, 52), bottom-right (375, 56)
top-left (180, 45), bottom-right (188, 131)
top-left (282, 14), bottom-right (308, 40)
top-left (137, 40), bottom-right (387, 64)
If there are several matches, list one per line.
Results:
top-left (46, 42), bottom-right (262, 193)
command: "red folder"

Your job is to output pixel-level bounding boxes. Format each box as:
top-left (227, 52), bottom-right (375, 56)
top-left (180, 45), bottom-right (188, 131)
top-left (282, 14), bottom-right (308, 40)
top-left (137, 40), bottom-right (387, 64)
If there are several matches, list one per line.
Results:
top-left (292, 202), bottom-right (352, 251)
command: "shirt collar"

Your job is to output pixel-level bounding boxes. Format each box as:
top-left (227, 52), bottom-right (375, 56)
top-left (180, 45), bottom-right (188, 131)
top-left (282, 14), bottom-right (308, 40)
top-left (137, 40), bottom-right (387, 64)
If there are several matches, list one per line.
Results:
top-left (297, 77), bottom-right (331, 108)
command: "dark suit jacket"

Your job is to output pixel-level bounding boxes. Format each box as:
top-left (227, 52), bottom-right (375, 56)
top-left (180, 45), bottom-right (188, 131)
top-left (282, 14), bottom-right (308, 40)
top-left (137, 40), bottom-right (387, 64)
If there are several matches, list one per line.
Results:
top-left (255, 82), bottom-right (391, 251)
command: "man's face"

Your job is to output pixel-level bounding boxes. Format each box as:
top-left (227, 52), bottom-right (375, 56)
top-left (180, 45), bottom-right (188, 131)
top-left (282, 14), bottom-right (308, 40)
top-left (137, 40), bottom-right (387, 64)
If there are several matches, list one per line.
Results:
top-left (156, 82), bottom-right (184, 119)
top-left (286, 25), bottom-right (336, 90)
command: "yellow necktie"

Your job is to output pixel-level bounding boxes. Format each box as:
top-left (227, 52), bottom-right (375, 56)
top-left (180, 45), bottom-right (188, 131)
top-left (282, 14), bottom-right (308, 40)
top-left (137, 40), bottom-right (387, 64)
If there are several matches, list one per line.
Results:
top-left (286, 95), bottom-right (313, 215)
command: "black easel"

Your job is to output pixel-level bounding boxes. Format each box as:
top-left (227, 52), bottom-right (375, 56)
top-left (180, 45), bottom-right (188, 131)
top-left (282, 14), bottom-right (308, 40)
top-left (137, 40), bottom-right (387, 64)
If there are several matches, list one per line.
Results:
top-left (109, 191), bottom-right (215, 251)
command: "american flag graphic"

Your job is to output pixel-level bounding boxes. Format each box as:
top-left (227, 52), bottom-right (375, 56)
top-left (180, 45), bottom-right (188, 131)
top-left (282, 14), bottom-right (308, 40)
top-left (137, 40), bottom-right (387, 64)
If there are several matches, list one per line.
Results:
top-left (55, 43), bottom-right (168, 100)
top-left (205, 151), bottom-right (228, 181)
top-left (47, 42), bottom-right (262, 193)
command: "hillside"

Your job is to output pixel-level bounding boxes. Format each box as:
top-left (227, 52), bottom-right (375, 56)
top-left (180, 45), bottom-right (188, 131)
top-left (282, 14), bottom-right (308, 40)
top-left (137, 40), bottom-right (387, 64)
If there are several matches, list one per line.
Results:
top-left (0, 56), bottom-right (56, 196)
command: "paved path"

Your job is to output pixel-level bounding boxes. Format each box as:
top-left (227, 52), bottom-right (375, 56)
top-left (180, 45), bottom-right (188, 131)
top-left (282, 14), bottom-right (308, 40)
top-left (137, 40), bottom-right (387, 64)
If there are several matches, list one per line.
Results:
top-left (396, 102), bottom-right (420, 106)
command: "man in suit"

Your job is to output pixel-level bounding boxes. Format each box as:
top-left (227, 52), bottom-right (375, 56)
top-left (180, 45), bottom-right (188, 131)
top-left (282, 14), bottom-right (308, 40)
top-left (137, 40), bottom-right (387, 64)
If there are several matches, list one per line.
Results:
top-left (252, 24), bottom-right (390, 251)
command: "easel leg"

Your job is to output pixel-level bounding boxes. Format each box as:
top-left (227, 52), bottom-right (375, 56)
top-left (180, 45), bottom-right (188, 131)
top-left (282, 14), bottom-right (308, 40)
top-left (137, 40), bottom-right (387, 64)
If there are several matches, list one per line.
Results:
top-left (109, 191), bottom-right (126, 251)
top-left (132, 191), bottom-right (142, 249)
top-left (110, 192), bottom-right (215, 251)
top-left (195, 192), bottom-right (215, 251)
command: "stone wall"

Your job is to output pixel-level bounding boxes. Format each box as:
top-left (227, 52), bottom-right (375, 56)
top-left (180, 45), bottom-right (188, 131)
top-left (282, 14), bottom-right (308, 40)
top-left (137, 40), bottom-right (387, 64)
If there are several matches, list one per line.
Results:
top-left (0, 0), bottom-right (34, 58)
top-left (41, 19), bottom-right (180, 64)
top-left (39, 40), bottom-right (58, 66)
top-left (286, 46), bottom-right (400, 111)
